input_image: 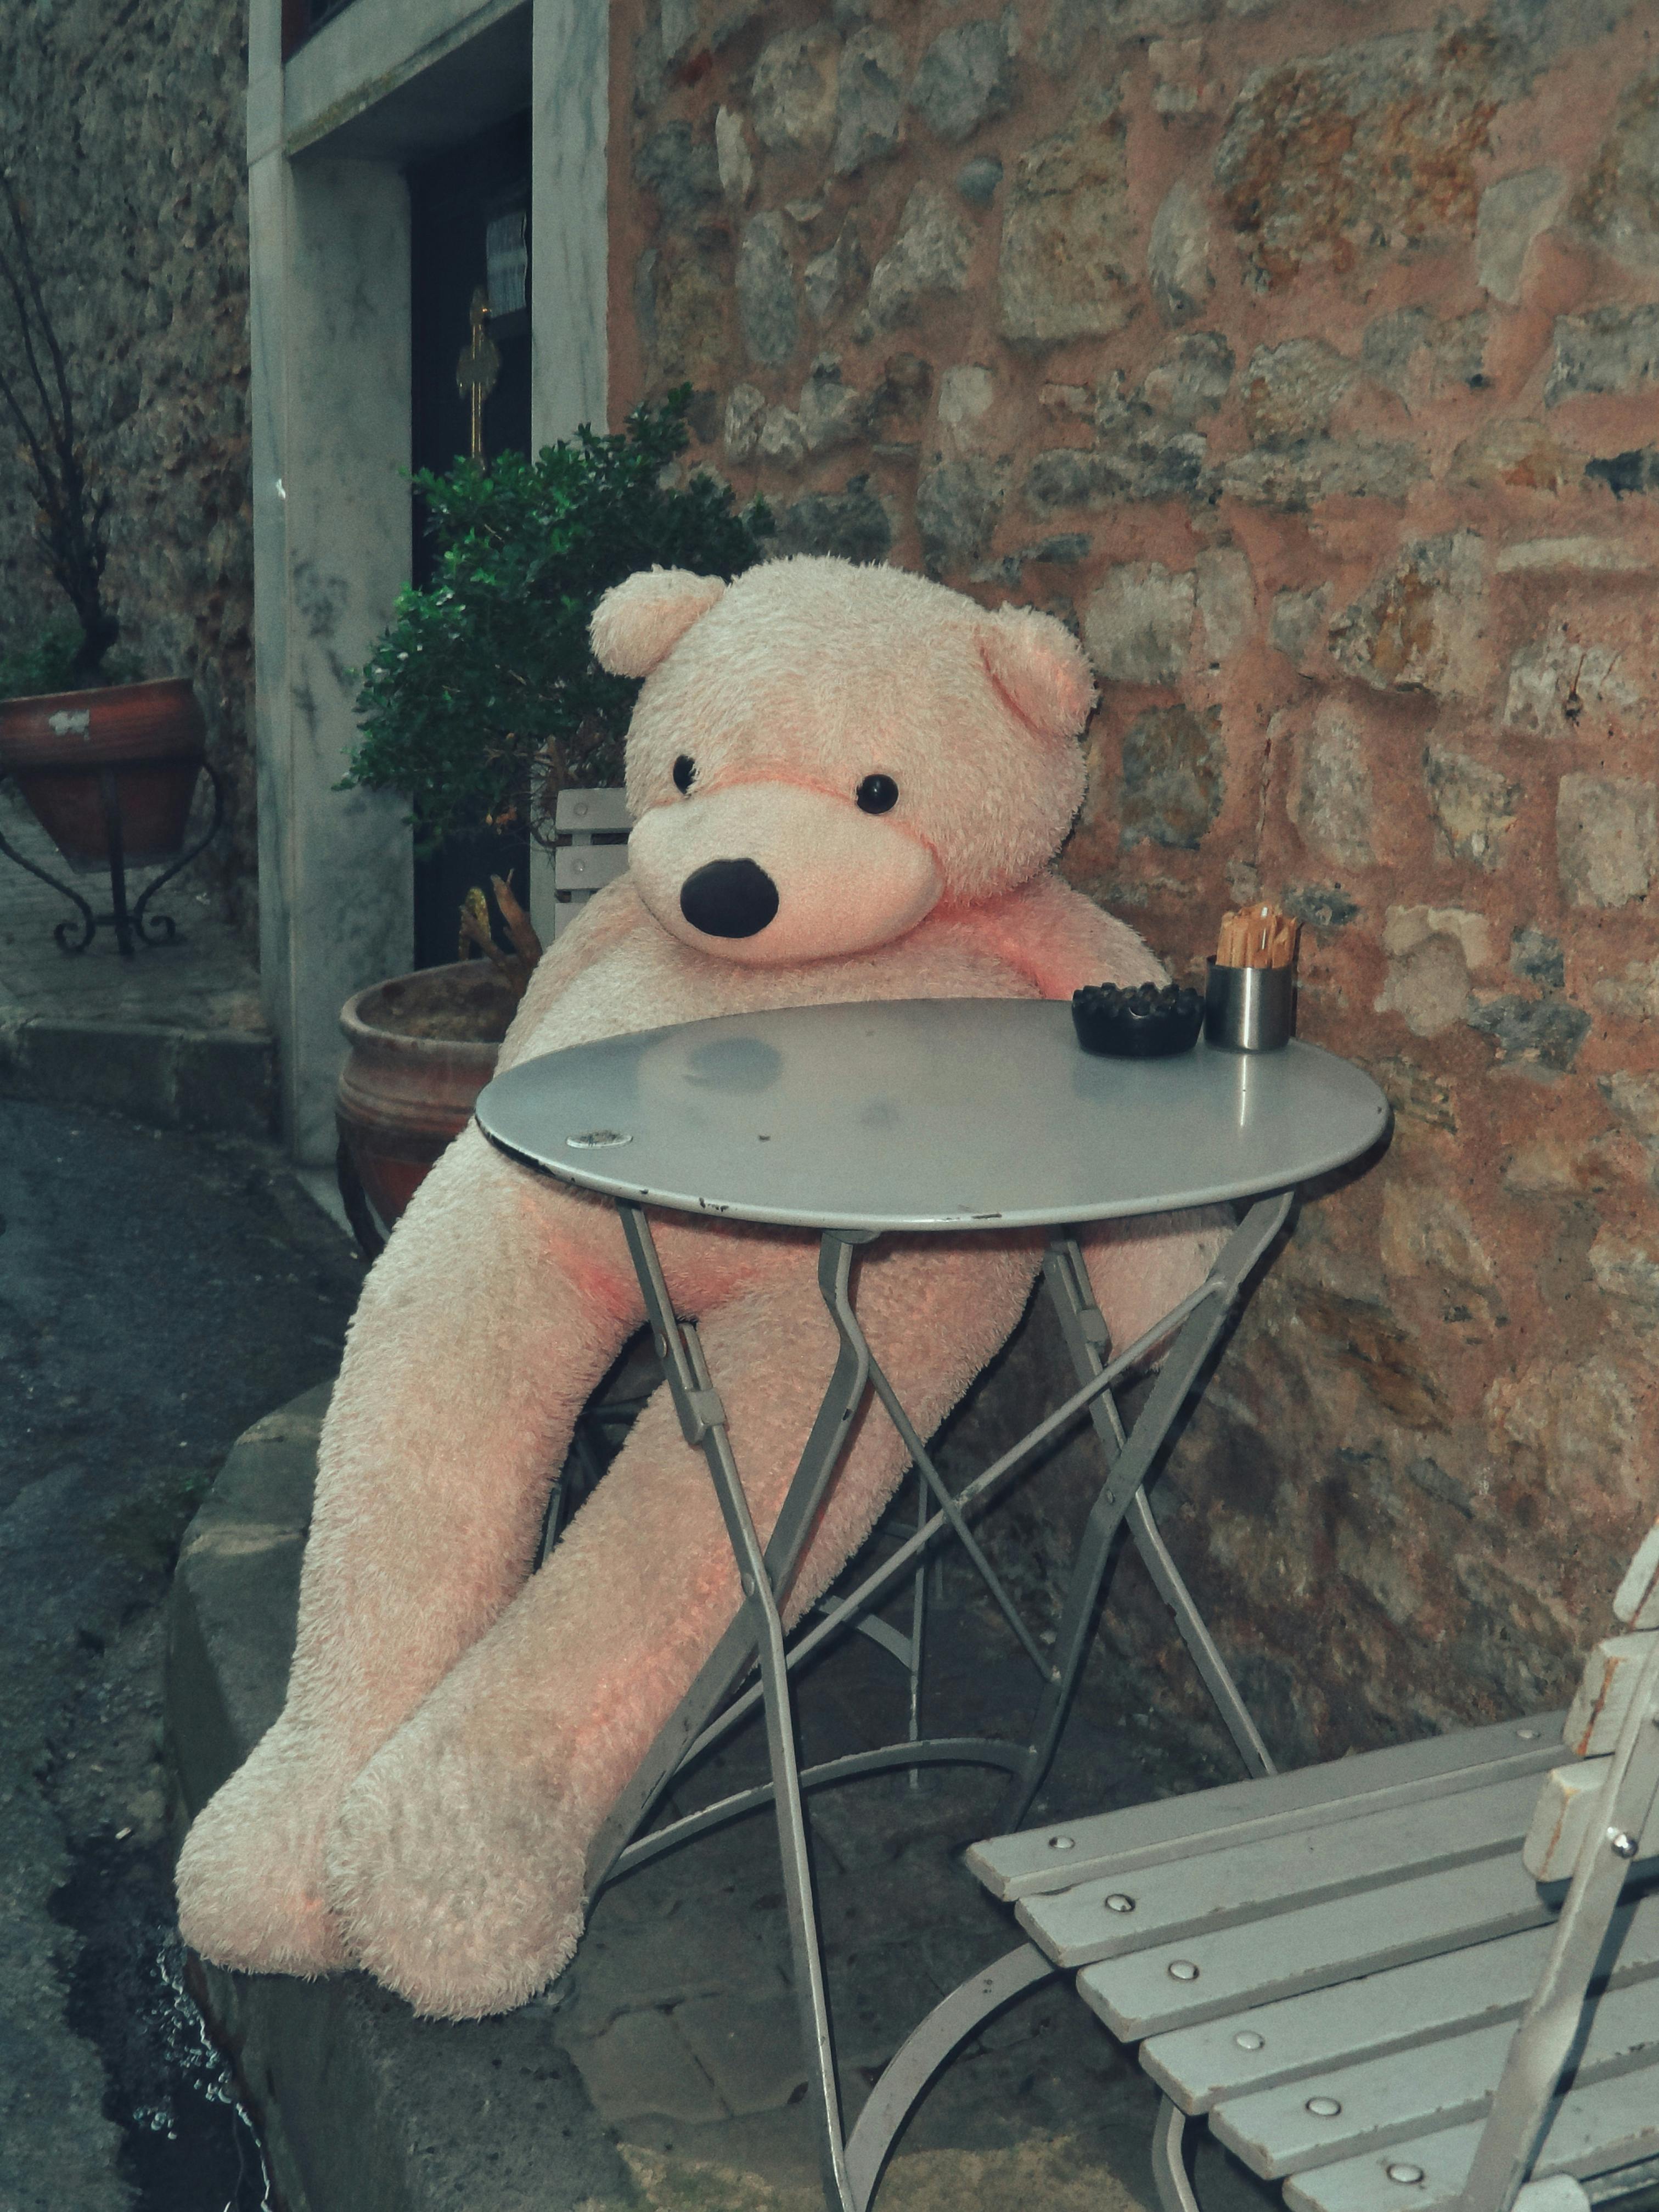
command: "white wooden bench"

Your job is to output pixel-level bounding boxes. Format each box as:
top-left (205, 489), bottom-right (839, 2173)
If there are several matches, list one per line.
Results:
top-left (848, 1526), bottom-right (1659, 2212)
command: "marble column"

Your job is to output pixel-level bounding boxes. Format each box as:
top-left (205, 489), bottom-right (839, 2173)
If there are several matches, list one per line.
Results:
top-left (250, 125), bottom-right (414, 1164)
top-left (248, 0), bottom-right (607, 1156)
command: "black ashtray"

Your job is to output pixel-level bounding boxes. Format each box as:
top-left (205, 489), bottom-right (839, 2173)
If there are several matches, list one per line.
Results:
top-left (1072, 980), bottom-right (1204, 1059)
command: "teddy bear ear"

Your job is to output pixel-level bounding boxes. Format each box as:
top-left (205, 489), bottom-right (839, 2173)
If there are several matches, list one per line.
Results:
top-left (590, 569), bottom-right (727, 678)
top-left (976, 604), bottom-right (1096, 741)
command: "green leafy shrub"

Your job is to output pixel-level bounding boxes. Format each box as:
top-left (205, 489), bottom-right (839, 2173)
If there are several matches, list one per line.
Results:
top-left (341, 390), bottom-right (771, 852)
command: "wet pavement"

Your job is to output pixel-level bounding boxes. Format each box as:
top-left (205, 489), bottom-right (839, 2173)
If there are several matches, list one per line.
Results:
top-left (0, 1094), bottom-right (365, 2210)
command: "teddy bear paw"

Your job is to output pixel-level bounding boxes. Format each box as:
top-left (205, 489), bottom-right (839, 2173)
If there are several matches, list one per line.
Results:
top-left (324, 1737), bottom-right (585, 2019)
top-left (175, 1735), bottom-right (349, 1977)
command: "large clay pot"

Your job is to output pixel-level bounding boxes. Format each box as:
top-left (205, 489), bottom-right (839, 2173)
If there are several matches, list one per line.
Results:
top-left (336, 959), bottom-right (520, 1232)
top-left (0, 678), bottom-right (207, 870)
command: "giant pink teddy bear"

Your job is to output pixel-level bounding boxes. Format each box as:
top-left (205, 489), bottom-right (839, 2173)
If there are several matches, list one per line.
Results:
top-left (176, 554), bottom-right (1223, 2019)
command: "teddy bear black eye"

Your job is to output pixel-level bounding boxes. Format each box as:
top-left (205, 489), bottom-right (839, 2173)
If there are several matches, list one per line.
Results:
top-left (856, 774), bottom-right (898, 815)
top-left (673, 755), bottom-right (696, 794)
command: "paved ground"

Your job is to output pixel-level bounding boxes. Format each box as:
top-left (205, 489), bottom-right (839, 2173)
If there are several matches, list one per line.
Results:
top-left (0, 783), bottom-right (263, 1035)
top-left (0, 1094), bottom-right (367, 2212)
top-left (176, 1369), bottom-right (1280, 2212)
top-left (0, 815), bottom-right (1275, 2212)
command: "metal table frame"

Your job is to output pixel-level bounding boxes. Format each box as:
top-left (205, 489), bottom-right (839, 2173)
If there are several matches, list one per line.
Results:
top-left (579, 1194), bottom-right (1290, 2211)
top-left (477, 1012), bottom-right (1388, 2212)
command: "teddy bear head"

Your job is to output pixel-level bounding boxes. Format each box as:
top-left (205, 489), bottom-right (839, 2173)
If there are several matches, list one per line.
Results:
top-left (589, 554), bottom-right (1094, 968)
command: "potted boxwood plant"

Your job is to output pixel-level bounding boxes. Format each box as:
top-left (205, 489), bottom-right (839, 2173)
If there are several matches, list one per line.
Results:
top-left (333, 388), bottom-right (771, 1243)
top-left (0, 178), bottom-right (207, 889)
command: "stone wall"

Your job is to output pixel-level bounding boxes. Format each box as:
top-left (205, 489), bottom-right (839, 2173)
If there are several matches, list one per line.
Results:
top-left (614, 0), bottom-right (1659, 1758)
top-left (0, 0), bottom-right (255, 929)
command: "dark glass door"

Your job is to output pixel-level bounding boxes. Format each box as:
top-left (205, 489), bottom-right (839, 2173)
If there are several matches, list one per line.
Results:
top-left (407, 112), bottom-right (534, 969)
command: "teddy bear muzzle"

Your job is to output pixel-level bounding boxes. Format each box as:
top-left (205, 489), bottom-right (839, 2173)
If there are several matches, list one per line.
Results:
top-left (628, 779), bottom-right (942, 965)
top-left (678, 857), bottom-right (781, 938)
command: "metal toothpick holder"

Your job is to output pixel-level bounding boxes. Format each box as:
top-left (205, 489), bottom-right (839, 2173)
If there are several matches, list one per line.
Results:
top-left (1204, 958), bottom-right (1295, 1052)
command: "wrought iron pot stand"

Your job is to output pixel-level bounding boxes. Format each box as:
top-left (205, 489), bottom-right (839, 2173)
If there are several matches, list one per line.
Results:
top-left (0, 759), bottom-right (226, 956)
top-left (476, 1001), bottom-right (1391, 2212)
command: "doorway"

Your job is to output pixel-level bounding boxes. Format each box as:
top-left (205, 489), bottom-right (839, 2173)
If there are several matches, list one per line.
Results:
top-left (406, 110), bottom-right (533, 969)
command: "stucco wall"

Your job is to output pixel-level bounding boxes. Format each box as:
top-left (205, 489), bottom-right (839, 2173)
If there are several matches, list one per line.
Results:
top-left (0, 0), bottom-right (255, 930)
top-left (613, 0), bottom-right (1659, 1758)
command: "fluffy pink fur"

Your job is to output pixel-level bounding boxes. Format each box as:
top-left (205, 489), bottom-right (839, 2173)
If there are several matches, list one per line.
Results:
top-left (176, 555), bottom-right (1225, 2019)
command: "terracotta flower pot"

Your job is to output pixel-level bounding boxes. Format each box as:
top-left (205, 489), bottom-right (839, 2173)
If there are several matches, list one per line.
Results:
top-left (0, 677), bottom-right (207, 870)
top-left (336, 959), bottom-right (520, 1232)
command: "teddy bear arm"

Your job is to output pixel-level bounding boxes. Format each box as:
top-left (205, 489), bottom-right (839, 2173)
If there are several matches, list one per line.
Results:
top-left (951, 872), bottom-right (1168, 1001)
top-left (495, 876), bottom-right (651, 1073)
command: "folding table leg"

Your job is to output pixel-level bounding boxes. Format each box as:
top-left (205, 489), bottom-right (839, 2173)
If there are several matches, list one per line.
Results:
top-left (999, 1193), bottom-right (1291, 1827)
top-left (585, 1226), bottom-right (875, 1893)
top-left (612, 1204), bottom-right (858, 2212)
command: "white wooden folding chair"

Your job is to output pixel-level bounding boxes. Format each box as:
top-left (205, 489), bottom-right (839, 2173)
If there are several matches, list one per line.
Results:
top-left (549, 784), bottom-right (632, 936)
top-left (848, 1519), bottom-right (1659, 2212)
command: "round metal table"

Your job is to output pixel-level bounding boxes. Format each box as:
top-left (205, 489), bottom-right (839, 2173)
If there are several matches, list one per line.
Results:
top-left (479, 999), bottom-right (1390, 1232)
top-left (476, 1000), bottom-right (1391, 2212)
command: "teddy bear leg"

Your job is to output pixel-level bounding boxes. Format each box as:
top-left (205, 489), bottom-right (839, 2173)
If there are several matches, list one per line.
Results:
top-left (322, 1236), bottom-right (1041, 2018)
top-left (1076, 1205), bottom-right (1233, 1364)
top-left (176, 1129), bottom-right (639, 1979)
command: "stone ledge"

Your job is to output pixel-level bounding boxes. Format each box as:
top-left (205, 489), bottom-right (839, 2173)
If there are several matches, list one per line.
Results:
top-left (0, 1012), bottom-right (277, 1138)
top-left (163, 1385), bottom-right (645, 2212)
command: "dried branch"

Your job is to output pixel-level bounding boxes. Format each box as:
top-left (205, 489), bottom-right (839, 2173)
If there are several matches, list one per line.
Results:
top-left (0, 172), bottom-right (118, 678)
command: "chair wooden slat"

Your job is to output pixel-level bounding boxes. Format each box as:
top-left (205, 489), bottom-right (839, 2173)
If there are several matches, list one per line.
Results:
top-left (1020, 1771), bottom-right (1545, 1971)
top-left (554, 843), bottom-right (630, 895)
top-left (554, 787), bottom-right (632, 833)
top-left (968, 1716), bottom-right (1565, 1904)
top-left (1212, 1973), bottom-right (1659, 2180)
top-left (1077, 1855), bottom-right (1557, 2043)
top-left (1143, 1890), bottom-right (1659, 2116)
top-left (1283, 2057), bottom-right (1659, 2212)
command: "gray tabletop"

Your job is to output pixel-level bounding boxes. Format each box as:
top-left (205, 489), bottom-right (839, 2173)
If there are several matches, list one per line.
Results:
top-left (475, 1000), bottom-right (1390, 1233)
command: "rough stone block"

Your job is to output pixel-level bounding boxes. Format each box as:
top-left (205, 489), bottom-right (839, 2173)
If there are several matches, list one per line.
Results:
top-left (1216, 27), bottom-right (1500, 288)
top-left (1576, 68), bottom-right (1659, 273)
top-left (1083, 562), bottom-right (1195, 686)
top-left (1589, 1228), bottom-right (1659, 1315)
top-left (1448, 419), bottom-right (1575, 494)
top-left (769, 478), bottom-right (893, 564)
top-left (998, 89), bottom-right (1134, 345)
top-left (751, 27), bottom-right (841, 158)
top-left (736, 213), bottom-right (800, 367)
top-left (1547, 305), bottom-right (1659, 404)
top-left (834, 25), bottom-right (904, 174)
top-left (1117, 705), bottom-right (1224, 850)
top-left (910, 18), bottom-right (1017, 145)
top-left (916, 456), bottom-right (1006, 572)
top-left (865, 184), bottom-right (973, 331)
top-left (1331, 532), bottom-right (1488, 698)
top-left (1290, 701), bottom-right (1374, 869)
top-left (1465, 995), bottom-right (1590, 1073)
top-left (1423, 748), bottom-right (1521, 869)
top-left (1496, 536), bottom-right (1655, 574)
top-left (715, 106), bottom-right (755, 205)
top-left (1476, 167), bottom-right (1566, 302)
top-left (803, 216), bottom-right (867, 323)
top-left (1220, 438), bottom-right (1421, 509)
top-left (1148, 179), bottom-right (1211, 323)
top-left (1241, 338), bottom-right (1354, 446)
top-left (723, 383), bottom-right (766, 462)
top-left (1557, 773), bottom-right (1658, 908)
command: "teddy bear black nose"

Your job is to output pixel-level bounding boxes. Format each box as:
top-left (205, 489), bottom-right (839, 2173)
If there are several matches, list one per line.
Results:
top-left (680, 858), bottom-right (780, 939)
